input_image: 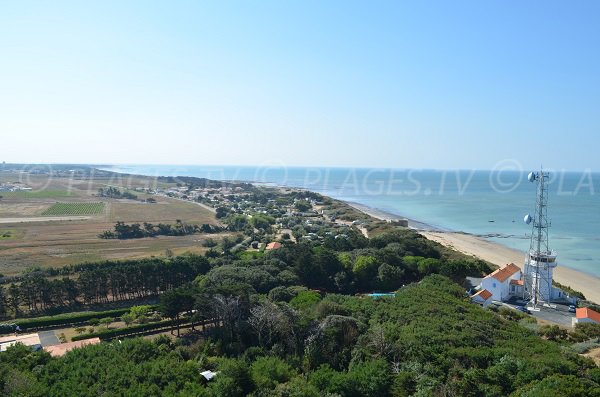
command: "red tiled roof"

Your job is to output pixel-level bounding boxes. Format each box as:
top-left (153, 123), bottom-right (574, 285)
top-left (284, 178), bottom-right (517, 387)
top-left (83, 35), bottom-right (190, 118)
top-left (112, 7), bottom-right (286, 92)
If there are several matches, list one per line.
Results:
top-left (576, 307), bottom-right (600, 324)
top-left (44, 338), bottom-right (101, 357)
top-left (510, 279), bottom-right (524, 285)
top-left (473, 289), bottom-right (492, 301)
top-left (488, 263), bottom-right (520, 282)
top-left (265, 242), bottom-right (282, 250)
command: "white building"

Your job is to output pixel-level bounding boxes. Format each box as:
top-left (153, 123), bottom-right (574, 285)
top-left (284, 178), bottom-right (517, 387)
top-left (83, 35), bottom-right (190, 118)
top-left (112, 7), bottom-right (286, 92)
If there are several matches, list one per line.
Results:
top-left (472, 261), bottom-right (568, 305)
top-left (471, 289), bottom-right (493, 307)
top-left (478, 263), bottom-right (521, 302)
top-left (0, 333), bottom-right (42, 352)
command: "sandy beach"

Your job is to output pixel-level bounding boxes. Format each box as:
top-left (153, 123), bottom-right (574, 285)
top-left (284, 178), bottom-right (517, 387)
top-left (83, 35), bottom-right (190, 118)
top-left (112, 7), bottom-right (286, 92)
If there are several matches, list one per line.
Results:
top-left (348, 201), bottom-right (600, 304)
top-left (419, 231), bottom-right (600, 304)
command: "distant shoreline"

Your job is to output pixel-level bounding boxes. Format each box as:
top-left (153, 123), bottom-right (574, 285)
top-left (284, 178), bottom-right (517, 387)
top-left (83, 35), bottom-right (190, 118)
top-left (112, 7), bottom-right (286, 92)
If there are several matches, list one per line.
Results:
top-left (347, 200), bottom-right (600, 304)
top-left (95, 166), bottom-right (600, 303)
top-left (344, 201), bottom-right (449, 232)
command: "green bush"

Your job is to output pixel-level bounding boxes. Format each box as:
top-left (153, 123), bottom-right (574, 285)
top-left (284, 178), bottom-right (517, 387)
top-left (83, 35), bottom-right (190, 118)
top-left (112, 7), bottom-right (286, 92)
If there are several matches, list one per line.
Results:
top-left (250, 356), bottom-right (296, 390)
top-left (569, 340), bottom-right (600, 354)
top-left (5, 308), bottom-right (149, 330)
top-left (289, 290), bottom-right (321, 310)
top-left (71, 318), bottom-right (188, 341)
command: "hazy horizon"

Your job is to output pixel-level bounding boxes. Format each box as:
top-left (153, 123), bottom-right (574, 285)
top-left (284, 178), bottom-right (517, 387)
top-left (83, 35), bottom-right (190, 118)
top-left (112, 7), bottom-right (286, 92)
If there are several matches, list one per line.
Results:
top-left (2, 1), bottom-right (599, 170)
top-left (5, 162), bottom-right (599, 174)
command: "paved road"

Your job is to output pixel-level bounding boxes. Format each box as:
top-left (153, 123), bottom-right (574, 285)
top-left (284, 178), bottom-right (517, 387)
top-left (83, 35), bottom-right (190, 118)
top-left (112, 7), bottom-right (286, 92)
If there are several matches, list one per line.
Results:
top-left (38, 330), bottom-right (59, 347)
top-left (503, 299), bottom-right (575, 327)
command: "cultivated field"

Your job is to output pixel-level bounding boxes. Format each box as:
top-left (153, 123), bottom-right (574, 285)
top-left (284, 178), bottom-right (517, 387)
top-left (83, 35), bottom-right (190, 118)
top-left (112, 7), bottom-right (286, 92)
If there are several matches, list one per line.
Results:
top-left (0, 170), bottom-right (223, 275)
top-left (42, 202), bottom-right (105, 216)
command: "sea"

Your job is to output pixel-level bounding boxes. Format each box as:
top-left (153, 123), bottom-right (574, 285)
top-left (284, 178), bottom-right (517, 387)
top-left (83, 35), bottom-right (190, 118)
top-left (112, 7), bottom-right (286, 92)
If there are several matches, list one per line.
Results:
top-left (99, 165), bottom-right (600, 278)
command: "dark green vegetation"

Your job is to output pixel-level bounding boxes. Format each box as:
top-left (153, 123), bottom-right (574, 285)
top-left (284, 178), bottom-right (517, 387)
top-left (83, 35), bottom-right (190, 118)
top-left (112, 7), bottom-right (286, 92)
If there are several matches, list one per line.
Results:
top-left (3, 308), bottom-right (135, 331)
top-left (1, 228), bottom-right (599, 396)
top-left (97, 186), bottom-right (138, 200)
top-left (41, 202), bottom-right (105, 216)
top-left (99, 221), bottom-right (222, 239)
top-left (1, 169), bottom-right (598, 396)
top-left (0, 229), bottom-right (486, 317)
top-left (2, 276), bottom-right (599, 396)
top-left (0, 256), bottom-right (209, 316)
top-left (70, 318), bottom-right (188, 341)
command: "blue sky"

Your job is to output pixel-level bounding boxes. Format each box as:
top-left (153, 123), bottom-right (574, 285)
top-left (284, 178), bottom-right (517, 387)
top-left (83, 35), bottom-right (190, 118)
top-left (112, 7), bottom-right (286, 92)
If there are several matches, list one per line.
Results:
top-left (1, 1), bottom-right (598, 170)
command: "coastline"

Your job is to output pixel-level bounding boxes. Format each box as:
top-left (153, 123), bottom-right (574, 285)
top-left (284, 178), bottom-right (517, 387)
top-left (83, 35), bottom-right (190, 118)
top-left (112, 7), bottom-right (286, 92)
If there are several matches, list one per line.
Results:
top-left (95, 167), bottom-right (600, 303)
top-left (345, 201), bottom-right (448, 232)
top-left (347, 200), bottom-right (600, 304)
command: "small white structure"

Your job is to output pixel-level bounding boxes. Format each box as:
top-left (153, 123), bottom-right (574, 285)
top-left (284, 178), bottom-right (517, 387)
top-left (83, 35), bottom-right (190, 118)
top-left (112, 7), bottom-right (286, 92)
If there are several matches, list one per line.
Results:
top-left (471, 289), bottom-right (493, 307)
top-left (572, 307), bottom-right (600, 327)
top-left (200, 370), bottom-right (218, 382)
top-left (478, 263), bottom-right (521, 302)
top-left (0, 333), bottom-right (42, 352)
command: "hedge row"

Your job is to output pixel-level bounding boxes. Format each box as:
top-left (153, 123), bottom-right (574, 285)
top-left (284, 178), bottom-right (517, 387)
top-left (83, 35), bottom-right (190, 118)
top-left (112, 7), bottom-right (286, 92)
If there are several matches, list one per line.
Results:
top-left (71, 318), bottom-right (190, 341)
top-left (5, 305), bottom-right (157, 330)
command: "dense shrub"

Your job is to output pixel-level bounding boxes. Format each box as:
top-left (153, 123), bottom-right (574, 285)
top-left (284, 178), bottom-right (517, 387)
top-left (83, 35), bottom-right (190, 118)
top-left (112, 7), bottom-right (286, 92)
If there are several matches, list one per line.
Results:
top-left (7, 308), bottom-right (136, 330)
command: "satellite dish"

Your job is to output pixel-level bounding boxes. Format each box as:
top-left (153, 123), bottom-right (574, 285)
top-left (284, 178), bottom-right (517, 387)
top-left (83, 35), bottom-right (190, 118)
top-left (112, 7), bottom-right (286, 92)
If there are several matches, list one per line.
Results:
top-left (528, 172), bottom-right (536, 182)
top-left (524, 214), bottom-right (532, 224)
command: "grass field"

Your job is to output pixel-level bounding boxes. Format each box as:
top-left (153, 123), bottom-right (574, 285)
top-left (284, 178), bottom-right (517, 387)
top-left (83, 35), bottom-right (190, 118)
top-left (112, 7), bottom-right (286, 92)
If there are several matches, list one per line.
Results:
top-left (42, 202), bottom-right (105, 216)
top-left (0, 229), bottom-right (16, 240)
top-left (0, 171), bottom-right (223, 274)
top-left (1, 190), bottom-right (72, 198)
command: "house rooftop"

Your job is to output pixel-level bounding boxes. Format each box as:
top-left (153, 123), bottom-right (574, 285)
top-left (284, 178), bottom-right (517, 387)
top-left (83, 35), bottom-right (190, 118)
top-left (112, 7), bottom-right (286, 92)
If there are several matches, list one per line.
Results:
top-left (576, 307), bottom-right (600, 324)
top-left (510, 279), bottom-right (524, 286)
top-left (473, 289), bottom-right (493, 301)
top-left (43, 338), bottom-right (101, 357)
top-left (487, 263), bottom-right (520, 282)
top-left (265, 242), bottom-right (282, 250)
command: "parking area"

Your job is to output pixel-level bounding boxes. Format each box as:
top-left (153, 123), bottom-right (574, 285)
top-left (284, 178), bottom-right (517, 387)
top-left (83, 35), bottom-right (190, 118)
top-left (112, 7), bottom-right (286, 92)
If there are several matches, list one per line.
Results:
top-left (502, 297), bottom-right (575, 327)
top-left (38, 330), bottom-right (59, 347)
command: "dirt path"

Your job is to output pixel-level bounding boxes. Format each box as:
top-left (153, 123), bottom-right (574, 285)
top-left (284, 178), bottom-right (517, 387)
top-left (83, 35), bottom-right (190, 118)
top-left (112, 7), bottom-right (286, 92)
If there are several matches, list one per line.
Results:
top-left (583, 347), bottom-right (600, 366)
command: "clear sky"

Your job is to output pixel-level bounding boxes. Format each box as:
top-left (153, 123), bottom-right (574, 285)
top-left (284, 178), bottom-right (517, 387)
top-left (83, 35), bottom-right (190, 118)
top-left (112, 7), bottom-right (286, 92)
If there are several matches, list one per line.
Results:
top-left (1, 1), bottom-right (598, 170)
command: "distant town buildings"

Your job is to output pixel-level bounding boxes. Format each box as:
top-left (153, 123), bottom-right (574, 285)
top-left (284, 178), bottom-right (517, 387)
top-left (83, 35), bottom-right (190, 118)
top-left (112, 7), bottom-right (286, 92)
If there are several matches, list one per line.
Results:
top-left (0, 183), bottom-right (32, 192)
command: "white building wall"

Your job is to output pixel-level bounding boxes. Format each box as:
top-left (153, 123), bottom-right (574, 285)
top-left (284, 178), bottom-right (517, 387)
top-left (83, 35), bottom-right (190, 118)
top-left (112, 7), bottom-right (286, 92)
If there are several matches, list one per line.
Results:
top-left (472, 295), bottom-right (492, 307)
top-left (527, 264), bottom-right (554, 302)
top-left (479, 271), bottom-right (521, 302)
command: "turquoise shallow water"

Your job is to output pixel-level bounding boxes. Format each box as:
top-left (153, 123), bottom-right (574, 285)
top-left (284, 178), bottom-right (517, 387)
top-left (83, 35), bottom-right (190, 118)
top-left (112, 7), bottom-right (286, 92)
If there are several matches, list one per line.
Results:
top-left (99, 165), bottom-right (600, 278)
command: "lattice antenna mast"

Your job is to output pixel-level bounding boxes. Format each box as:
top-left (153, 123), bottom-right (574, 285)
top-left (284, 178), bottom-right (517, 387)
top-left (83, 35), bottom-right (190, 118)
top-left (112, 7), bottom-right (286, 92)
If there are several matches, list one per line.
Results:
top-left (533, 170), bottom-right (550, 257)
top-left (523, 169), bottom-right (555, 306)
